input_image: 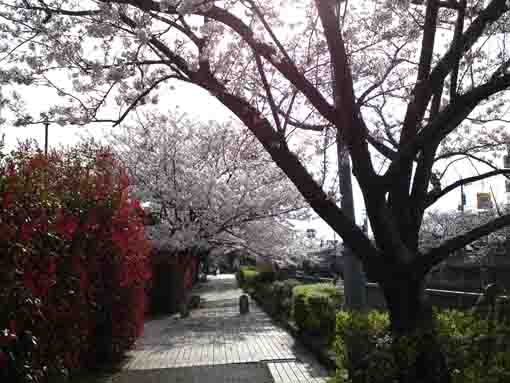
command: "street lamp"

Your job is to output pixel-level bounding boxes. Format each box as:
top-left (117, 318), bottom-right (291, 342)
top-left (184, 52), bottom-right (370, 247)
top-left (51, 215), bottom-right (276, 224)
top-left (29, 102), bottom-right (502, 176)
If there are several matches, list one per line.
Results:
top-left (41, 113), bottom-right (49, 156)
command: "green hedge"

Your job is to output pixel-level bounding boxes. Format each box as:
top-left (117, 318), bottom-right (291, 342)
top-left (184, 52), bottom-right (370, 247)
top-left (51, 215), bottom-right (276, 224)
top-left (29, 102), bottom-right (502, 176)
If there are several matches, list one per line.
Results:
top-left (332, 310), bottom-right (510, 383)
top-left (292, 283), bottom-right (343, 341)
top-left (252, 279), bottom-right (301, 319)
top-left (237, 266), bottom-right (276, 291)
top-left (436, 310), bottom-right (510, 383)
top-left (237, 267), bottom-right (259, 290)
top-left (272, 279), bottom-right (301, 319)
top-left (238, 272), bottom-right (343, 343)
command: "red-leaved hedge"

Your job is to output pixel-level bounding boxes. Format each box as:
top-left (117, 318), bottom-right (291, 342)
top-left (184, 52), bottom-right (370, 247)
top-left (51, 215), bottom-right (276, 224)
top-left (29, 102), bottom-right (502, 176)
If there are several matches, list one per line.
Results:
top-left (0, 142), bottom-right (152, 382)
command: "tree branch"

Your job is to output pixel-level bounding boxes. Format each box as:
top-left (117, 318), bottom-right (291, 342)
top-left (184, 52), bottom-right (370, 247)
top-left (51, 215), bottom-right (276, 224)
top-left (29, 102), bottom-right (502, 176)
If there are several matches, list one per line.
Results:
top-left (314, 0), bottom-right (376, 184)
top-left (254, 53), bottom-right (282, 133)
top-left (204, 5), bottom-right (338, 124)
top-left (187, 62), bottom-right (383, 276)
top-left (414, 0), bottom-right (509, 120)
top-left (425, 169), bottom-right (510, 207)
top-left (114, 74), bottom-right (179, 126)
top-left (385, 72), bottom-right (510, 185)
top-left (245, 0), bottom-right (293, 64)
top-left (20, 3), bottom-right (101, 16)
top-left (449, 0), bottom-right (466, 102)
top-left (419, 214), bottom-right (510, 273)
top-left (366, 135), bottom-right (397, 160)
top-left (356, 44), bottom-right (406, 106)
top-left (399, 0), bottom-right (439, 147)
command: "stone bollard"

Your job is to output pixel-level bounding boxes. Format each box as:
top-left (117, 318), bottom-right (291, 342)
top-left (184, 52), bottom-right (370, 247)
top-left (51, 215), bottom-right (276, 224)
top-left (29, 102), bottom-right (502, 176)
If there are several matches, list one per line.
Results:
top-left (239, 294), bottom-right (250, 314)
top-left (189, 294), bottom-right (201, 309)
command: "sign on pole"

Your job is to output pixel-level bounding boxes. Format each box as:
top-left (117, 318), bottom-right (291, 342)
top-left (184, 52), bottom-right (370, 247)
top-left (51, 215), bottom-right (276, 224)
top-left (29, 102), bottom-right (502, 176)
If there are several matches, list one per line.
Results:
top-left (477, 192), bottom-right (493, 210)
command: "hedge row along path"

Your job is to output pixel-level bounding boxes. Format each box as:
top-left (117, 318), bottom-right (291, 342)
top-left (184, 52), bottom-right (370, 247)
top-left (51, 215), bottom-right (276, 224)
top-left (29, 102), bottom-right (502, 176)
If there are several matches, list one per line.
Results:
top-left (88, 274), bottom-right (329, 383)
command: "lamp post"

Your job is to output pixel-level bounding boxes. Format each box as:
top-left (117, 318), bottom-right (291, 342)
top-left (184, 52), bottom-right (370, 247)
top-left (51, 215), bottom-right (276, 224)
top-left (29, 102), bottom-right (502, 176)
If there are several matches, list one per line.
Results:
top-left (504, 145), bottom-right (510, 206)
top-left (44, 116), bottom-right (49, 156)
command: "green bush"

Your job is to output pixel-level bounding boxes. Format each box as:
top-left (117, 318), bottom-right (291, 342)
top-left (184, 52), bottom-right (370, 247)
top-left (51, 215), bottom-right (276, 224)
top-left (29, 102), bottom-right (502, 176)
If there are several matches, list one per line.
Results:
top-left (331, 309), bottom-right (510, 383)
top-left (237, 265), bottom-right (276, 292)
top-left (255, 279), bottom-right (301, 318)
top-left (273, 279), bottom-right (301, 319)
top-left (292, 283), bottom-right (343, 341)
top-left (333, 310), bottom-right (392, 383)
top-left (255, 269), bottom-right (276, 284)
top-left (237, 267), bottom-right (259, 290)
top-left (436, 310), bottom-right (510, 383)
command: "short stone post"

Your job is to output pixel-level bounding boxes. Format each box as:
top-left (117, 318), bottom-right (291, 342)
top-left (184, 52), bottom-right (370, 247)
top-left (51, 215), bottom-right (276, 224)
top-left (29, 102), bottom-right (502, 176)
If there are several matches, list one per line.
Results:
top-left (179, 295), bottom-right (190, 318)
top-left (239, 294), bottom-right (249, 314)
top-left (189, 294), bottom-right (201, 309)
top-left (179, 302), bottom-right (189, 318)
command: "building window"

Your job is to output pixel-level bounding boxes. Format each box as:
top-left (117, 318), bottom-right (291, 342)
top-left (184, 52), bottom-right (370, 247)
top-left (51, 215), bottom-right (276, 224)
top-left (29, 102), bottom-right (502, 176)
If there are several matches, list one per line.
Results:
top-left (504, 155), bottom-right (510, 169)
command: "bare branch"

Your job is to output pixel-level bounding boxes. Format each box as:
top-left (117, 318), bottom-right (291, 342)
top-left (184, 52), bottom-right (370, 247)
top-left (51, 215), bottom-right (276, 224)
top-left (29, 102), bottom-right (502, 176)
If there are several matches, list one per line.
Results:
top-left (114, 74), bottom-right (180, 126)
top-left (419, 0), bottom-right (509, 118)
top-left (356, 44), bottom-right (407, 106)
top-left (385, 72), bottom-right (510, 185)
top-left (281, 90), bottom-right (298, 134)
top-left (425, 169), bottom-right (510, 207)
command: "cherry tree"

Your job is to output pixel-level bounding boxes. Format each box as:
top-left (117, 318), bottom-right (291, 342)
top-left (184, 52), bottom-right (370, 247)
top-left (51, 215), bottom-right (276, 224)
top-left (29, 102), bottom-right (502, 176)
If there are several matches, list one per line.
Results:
top-left (421, 208), bottom-right (510, 255)
top-left (104, 111), bottom-right (304, 257)
top-left (2, 0), bottom-right (510, 380)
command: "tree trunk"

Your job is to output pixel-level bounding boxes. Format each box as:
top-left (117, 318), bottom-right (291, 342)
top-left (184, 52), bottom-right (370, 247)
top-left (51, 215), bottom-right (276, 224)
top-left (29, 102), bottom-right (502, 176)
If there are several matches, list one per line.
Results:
top-left (382, 276), bottom-right (451, 383)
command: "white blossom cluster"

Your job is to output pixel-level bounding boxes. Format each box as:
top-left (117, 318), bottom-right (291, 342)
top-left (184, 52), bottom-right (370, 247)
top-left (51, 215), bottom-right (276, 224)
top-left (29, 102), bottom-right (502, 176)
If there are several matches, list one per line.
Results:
top-left (106, 111), bottom-right (303, 255)
top-left (159, 0), bottom-right (214, 14)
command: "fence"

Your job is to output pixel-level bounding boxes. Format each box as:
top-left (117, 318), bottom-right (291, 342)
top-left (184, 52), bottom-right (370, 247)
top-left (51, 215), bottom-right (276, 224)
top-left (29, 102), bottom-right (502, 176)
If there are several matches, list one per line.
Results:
top-left (283, 271), bottom-right (507, 311)
top-left (366, 283), bottom-right (509, 311)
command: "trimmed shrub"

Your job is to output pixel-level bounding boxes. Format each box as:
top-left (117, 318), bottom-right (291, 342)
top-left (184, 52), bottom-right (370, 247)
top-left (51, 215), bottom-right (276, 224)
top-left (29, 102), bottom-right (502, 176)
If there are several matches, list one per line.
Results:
top-left (293, 283), bottom-right (343, 341)
top-left (436, 309), bottom-right (510, 383)
top-left (237, 267), bottom-right (259, 290)
top-left (0, 143), bottom-right (152, 382)
top-left (332, 309), bottom-right (510, 383)
top-left (248, 279), bottom-right (299, 318)
top-left (252, 282), bottom-right (276, 307)
top-left (333, 310), bottom-right (392, 383)
top-left (255, 269), bottom-right (276, 284)
top-left (271, 279), bottom-right (301, 320)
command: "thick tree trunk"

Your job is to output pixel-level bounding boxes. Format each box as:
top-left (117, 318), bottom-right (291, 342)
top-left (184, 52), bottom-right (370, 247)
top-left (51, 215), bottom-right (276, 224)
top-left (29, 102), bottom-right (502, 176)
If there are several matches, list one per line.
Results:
top-left (382, 276), bottom-right (451, 383)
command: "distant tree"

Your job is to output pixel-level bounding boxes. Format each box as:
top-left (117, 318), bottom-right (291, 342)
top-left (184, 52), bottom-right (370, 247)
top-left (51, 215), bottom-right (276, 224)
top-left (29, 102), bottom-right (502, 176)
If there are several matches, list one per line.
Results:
top-left (421, 208), bottom-right (510, 256)
top-left (104, 111), bottom-right (304, 257)
top-left (2, 1), bottom-right (510, 381)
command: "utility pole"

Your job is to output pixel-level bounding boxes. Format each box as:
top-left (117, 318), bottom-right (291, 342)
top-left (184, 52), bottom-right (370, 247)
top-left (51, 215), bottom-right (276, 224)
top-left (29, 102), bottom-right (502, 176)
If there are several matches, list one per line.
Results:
top-left (336, 140), bottom-right (367, 310)
top-left (43, 116), bottom-right (49, 156)
top-left (459, 182), bottom-right (465, 212)
top-left (333, 1), bottom-right (367, 311)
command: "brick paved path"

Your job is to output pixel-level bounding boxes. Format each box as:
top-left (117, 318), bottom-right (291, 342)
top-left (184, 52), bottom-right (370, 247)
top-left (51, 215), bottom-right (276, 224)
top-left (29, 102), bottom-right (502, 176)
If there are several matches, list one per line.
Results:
top-left (104, 274), bottom-right (330, 383)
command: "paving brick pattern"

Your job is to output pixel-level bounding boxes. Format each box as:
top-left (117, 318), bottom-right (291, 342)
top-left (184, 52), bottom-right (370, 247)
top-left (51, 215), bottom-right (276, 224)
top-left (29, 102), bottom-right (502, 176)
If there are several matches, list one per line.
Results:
top-left (110, 363), bottom-right (274, 383)
top-left (110, 274), bottom-right (330, 383)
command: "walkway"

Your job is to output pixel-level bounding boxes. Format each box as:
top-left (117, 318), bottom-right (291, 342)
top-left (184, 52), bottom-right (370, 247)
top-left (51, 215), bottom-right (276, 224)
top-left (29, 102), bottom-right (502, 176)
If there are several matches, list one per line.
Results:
top-left (100, 274), bottom-right (330, 383)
